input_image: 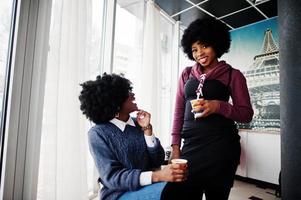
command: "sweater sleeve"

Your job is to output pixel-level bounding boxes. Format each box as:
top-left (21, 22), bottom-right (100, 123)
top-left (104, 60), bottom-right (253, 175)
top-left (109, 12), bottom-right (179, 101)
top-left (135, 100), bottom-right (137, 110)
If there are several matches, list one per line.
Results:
top-left (171, 67), bottom-right (191, 145)
top-left (88, 128), bottom-right (141, 191)
top-left (218, 70), bottom-right (254, 123)
top-left (146, 137), bottom-right (165, 169)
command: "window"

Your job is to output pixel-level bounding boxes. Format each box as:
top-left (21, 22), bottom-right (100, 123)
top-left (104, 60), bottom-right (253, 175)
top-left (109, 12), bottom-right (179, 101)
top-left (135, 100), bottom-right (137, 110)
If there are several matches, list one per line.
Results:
top-left (112, 1), bottom-right (144, 89)
top-left (0, 0), bottom-right (16, 180)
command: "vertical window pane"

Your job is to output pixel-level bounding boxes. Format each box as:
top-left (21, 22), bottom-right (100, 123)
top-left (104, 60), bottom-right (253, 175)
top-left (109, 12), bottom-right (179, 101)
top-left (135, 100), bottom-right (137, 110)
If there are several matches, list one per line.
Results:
top-left (112, 1), bottom-right (144, 90)
top-left (0, 0), bottom-right (15, 173)
top-left (0, 0), bottom-right (13, 78)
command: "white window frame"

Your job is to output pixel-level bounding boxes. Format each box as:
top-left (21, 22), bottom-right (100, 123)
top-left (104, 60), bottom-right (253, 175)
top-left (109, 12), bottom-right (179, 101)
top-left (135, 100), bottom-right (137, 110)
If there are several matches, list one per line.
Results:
top-left (100, 0), bottom-right (117, 74)
top-left (1, 0), bottom-right (52, 198)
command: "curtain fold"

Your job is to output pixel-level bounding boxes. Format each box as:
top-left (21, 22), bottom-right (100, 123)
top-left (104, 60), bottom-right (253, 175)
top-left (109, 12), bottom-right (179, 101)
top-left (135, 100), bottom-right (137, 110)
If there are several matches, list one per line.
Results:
top-left (37, 0), bottom-right (92, 199)
top-left (139, 0), bottom-right (162, 137)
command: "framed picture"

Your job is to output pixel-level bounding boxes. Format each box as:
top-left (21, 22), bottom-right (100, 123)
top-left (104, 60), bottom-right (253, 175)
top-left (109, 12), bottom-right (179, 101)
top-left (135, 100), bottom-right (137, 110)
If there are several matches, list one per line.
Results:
top-left (223, 17), bottom-right (279, 131)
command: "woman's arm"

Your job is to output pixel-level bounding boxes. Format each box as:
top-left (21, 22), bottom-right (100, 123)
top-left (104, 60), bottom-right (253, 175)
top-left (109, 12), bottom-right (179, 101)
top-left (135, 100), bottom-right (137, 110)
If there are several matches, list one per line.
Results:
top-left (152, 163), bottom-right (187, 183)
top-left (145, 137), bottom-right (165, 169)
top-left (218, 71), bottom-right (254, 123)
top-left (191, 70), bottom-right (253, 122)
top-left (171, 67), bottom-right (191, 146)
top-left (170, 67), bottom-right (192, 160)
top-left (136, 111), bottom-right (165, 168)
top-left (89, 128), bottom-right (187, 189)
top-left (88, 128), bottom-right (141, 191)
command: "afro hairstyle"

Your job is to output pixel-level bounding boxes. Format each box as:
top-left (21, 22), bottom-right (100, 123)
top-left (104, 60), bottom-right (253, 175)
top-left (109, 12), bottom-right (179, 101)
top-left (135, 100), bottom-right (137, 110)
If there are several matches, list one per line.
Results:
top-left (181, 17), bottom-right (231, 60)
top-left (79, 73), bottom-right (132, 124)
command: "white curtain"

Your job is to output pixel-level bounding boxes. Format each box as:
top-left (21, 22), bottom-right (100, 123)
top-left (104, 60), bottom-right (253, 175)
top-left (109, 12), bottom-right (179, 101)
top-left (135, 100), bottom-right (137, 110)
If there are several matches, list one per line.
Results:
top-left (138, 0), bottom-right (162, 138)
top-left (37, 0), bottom-right (92, 199)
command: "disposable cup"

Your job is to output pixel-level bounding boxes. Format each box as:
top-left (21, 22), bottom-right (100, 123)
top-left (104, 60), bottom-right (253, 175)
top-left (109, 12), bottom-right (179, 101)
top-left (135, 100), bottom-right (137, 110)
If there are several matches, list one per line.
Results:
top-left (190, 98), bottom-right (204, 118)
top-left (171, 158), bottom-right (188, 169)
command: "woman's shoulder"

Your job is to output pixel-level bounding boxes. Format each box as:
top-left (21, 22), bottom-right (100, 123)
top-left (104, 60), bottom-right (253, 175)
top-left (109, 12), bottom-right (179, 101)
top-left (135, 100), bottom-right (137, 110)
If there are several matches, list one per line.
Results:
top-left (180, 63), bottom-right (198, 81)
top-left (231, 67), bottom-right (246, 80)
top-left (89, 123), bottom-right (112, 137)
top-left (225, 62), bottom-right (245, 77)
top-left (181, 66), bottom-right (192, 75)
top-left (225, 65), bottom-right (248, 85)
top-left (87, 123), bottom-right (121, 148)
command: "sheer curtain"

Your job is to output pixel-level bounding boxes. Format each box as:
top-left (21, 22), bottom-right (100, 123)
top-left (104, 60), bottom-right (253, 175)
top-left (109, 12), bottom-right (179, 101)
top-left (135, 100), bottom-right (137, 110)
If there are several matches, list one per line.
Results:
top-left (37, 0), bottom-right (95, 199)
top-left (157, 14), bottom-right (175, 148)
top-left (138, 0), bottom-right (177, 147)
top-left (138, 0), bottom-right (162, 138)
top-left (112, 0), bottom-right (178, 147)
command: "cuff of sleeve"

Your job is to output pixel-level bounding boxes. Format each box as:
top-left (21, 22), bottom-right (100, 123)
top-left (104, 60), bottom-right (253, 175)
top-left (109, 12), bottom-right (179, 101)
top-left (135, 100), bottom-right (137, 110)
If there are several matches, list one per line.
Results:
top-left (144, 134), bottom-right (156, 147)
top-left (139, 171), bottom-right (153, 186)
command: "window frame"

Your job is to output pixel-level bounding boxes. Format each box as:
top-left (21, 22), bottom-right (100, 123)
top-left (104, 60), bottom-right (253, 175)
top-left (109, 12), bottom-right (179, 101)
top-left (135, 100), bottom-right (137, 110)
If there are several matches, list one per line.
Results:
top-left (0, 0), bottom-right (52, 198)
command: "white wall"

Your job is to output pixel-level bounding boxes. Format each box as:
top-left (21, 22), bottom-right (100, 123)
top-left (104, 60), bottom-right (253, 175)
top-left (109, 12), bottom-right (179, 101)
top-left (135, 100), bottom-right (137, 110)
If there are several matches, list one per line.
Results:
top-left (237, 130), bottom-right (281, 184)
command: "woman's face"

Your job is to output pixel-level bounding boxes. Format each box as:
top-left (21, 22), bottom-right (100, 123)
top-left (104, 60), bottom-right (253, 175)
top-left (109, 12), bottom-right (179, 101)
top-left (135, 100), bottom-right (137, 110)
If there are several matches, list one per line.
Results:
top-left (191, 41), bottom-right (218, 70)
top-left (119, 91), bottom-right (138, 115)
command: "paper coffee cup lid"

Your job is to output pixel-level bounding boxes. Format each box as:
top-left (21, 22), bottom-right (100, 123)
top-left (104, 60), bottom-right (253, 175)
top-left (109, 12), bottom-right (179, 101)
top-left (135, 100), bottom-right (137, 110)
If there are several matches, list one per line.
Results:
top-left (171, 158), bottom-right (188, 163)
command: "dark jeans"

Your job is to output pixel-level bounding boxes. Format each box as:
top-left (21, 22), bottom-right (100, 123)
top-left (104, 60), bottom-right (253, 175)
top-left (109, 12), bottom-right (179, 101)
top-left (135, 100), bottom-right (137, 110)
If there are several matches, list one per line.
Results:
top-left (161, 180), bottom-right (231, 200)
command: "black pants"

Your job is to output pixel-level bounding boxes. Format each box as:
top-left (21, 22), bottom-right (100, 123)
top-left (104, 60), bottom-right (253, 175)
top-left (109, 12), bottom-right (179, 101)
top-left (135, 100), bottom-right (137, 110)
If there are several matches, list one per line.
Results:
top-left (161, 180), bottom-right (231, 200)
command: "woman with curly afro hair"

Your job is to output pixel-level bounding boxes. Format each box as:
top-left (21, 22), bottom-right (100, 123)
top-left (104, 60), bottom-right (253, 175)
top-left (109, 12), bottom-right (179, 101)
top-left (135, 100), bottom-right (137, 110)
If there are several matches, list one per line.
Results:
top-left (163, 18), bottom-right (254, 200)
top-left (79, 73), bottom-right (187, 200)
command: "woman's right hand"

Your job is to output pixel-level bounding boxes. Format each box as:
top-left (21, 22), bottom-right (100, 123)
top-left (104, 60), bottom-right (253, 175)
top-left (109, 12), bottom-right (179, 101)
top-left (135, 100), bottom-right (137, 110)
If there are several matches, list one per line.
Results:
top-left (152, 163), bottom-right (187, 183)
top-left (169, 145), bottom-right (181, 162)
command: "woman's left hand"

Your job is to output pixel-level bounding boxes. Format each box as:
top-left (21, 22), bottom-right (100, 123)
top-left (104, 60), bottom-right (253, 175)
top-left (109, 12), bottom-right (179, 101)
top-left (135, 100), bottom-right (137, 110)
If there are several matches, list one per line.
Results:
top-left (136, 110), bottom-right (151, 127)
top-left (195, 99), bottom-right (220, 118)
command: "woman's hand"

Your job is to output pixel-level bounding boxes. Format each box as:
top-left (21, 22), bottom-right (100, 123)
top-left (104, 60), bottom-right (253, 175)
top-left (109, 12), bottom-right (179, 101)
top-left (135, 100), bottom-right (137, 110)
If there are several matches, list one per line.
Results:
top-left (136, 110), bottom-right (151, 127)
top-left (193, 99), bottom-right (220, 118)
top-left (136, 110), bottom-right (153, 136)
top-left (152, 163), bottom-right (188, 183)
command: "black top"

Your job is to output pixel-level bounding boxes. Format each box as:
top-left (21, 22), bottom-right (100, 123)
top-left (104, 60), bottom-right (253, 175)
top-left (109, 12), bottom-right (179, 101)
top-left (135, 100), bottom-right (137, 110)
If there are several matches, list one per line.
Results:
top-left (181, 68), bottom-right (241, 188)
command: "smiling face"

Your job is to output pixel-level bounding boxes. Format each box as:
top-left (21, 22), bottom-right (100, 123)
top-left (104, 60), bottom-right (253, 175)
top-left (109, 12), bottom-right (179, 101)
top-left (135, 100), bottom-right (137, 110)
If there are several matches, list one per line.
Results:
top-left (191, 41), bottom-right (219, 72)
top-left (119, 91), bottom-right (138, 115)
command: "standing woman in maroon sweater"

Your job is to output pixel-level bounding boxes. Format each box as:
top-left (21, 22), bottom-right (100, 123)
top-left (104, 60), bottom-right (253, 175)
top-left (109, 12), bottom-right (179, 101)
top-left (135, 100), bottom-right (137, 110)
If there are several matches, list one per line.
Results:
top-left (162, 18), bottom-right (253, 200)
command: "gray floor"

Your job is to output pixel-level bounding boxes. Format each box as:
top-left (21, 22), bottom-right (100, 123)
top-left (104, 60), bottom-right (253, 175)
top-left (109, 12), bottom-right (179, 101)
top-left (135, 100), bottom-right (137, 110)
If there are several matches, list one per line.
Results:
top-left (228, 180), bottom-right (281, 200)
top-left (93, 179), bottom-right (281, 200)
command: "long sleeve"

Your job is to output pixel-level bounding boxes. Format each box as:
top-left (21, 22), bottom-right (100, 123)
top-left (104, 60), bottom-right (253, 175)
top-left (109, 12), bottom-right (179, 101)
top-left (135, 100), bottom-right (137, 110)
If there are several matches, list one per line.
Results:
top-left (144, 134), bottom-right (156, 147)
top-left (138, 137), bottom-right (165, 186)
top-left (146, 137), bottom-right (165, 169)
top-left (218, 70), bottom-right (253, 123)
top-left (171, 67), bottom-right (191, 145)
top-left (139, 171), bottom-right (153, 186)
top-left (88, 128), bottom-right (141, 191)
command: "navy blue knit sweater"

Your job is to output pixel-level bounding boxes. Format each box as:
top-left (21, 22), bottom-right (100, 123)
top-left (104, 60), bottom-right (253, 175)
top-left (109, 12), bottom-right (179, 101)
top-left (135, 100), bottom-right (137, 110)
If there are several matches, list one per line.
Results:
top-left (88, 120), bottom-right (165, 200)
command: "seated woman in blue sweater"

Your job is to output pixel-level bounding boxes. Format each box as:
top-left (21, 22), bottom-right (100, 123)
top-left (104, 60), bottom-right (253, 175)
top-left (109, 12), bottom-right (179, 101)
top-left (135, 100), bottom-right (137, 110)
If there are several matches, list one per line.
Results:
top-left (79, 73), bottom-right (187, 200)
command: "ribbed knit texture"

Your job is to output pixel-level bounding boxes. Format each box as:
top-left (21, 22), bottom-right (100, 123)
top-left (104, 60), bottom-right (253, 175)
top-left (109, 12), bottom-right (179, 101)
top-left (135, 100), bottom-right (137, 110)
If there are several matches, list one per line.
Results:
top-left (88, 121), bottom-right (165, 200)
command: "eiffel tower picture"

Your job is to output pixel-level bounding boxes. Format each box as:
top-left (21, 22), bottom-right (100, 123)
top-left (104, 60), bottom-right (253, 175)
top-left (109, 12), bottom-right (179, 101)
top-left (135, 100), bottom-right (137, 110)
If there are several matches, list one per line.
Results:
top-left (243, 29), bottom-right (280, 130)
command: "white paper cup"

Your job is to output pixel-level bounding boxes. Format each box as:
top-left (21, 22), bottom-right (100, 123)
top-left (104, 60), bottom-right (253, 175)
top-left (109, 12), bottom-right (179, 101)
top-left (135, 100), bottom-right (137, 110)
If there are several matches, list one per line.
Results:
top-left (171, 158), bottom-right (188, 169)
top-left (190, 99), bottom-right (204, 118)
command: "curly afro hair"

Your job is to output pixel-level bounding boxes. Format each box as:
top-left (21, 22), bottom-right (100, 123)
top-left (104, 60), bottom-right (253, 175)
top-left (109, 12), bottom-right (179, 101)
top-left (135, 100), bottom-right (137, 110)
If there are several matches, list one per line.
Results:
top-left (181, 17), bottom-right (231, 60)
top-left (79, 73), bottom-right (132, 124)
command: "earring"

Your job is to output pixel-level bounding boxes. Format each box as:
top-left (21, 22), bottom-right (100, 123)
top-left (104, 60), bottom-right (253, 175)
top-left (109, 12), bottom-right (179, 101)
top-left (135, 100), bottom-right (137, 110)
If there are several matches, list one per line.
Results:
top-left (115, 107), bottom-right (120, 118)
